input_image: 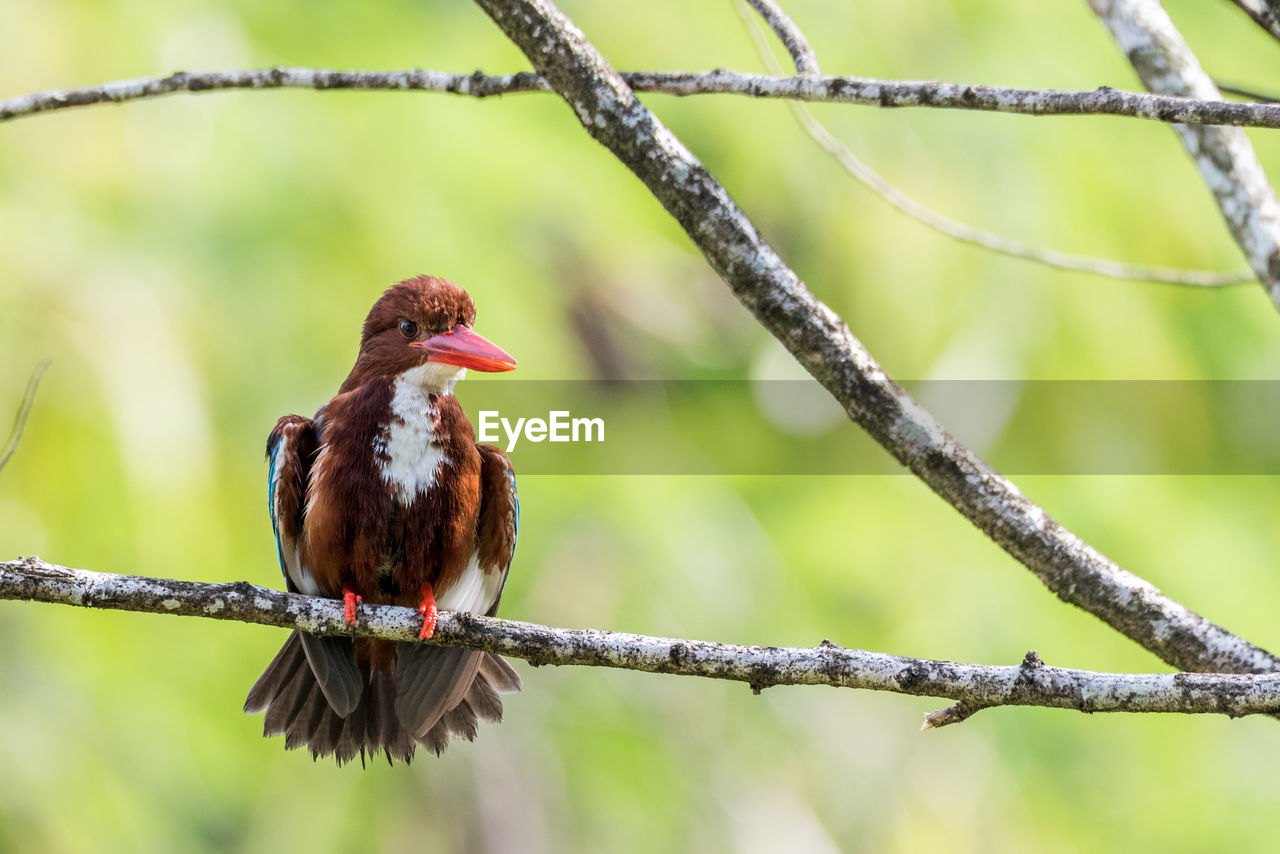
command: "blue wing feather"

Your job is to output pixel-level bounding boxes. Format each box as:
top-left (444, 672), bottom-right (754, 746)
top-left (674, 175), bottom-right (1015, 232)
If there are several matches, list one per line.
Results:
top-left (266, 434), bottom-right (288, 581)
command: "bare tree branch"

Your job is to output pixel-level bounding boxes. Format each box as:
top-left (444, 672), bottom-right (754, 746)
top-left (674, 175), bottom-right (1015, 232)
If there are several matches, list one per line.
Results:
top-left (7, 67), bottom-right (1280, 130)
top-left (4, 557), bottom-right (1280, 727)
top-left (736, 3), bottom-right (1251, 287)
top-left (1227, 0), bottom-right (1280, 43)
top-left (472, 0), bottom-right (1280, 679)
top-left (0, 359), bottom-right (50, 475)
top-left (1089, 0), bottom-right (1280, 307)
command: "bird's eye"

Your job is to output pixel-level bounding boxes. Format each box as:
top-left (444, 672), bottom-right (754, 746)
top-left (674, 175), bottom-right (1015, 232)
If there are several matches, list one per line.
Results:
top-left (399, 320), bottom-right (419, 339)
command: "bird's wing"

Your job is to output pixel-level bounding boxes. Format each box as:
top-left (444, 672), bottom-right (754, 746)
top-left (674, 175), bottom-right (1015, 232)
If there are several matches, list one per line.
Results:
top-left (474, 443), bottom-right (519, 615)
top-left (267, 413), bottom-right (361, 717)
top-left (266, 414), bottom-right (319, 592)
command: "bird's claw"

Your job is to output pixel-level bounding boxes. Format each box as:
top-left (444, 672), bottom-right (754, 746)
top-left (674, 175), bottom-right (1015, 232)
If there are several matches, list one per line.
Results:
top-left (343, 587), bottom-right (362, 628)
top-left (418, 583), bottom-right (437, 640)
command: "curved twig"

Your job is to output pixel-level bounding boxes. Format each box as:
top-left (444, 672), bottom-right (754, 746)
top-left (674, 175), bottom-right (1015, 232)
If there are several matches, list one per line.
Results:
top-left (4, 557), bottom-right (1280, 728)
top-left (0, 359), bottom-right (50, 474)
top-left (735, 3), bottom-right (1251, 287)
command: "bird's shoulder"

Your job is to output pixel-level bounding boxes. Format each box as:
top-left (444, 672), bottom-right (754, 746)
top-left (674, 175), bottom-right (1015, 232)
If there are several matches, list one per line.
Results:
top-left (266, 413), bottom-right (317, 461)
top-left (475, 443), bottom-right (514, 478)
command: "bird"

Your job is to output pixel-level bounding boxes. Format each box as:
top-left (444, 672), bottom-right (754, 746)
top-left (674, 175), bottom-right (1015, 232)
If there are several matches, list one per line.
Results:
top-left (244, 274), bottom-right (521, 765)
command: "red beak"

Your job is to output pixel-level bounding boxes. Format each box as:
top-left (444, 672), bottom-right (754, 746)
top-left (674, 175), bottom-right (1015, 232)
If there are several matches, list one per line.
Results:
top-left (410, 325), bottom-right (517, 372)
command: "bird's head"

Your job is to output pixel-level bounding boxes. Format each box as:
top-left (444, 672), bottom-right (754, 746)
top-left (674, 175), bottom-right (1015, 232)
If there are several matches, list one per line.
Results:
top-left (351, 275), bottom-right (516, 393)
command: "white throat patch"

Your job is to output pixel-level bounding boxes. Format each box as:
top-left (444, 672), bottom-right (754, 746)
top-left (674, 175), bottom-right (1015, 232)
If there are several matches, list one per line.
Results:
top-left (376, 363), bottom-right (464, 502)
top-left (401, 360), bottom-right (466, 395)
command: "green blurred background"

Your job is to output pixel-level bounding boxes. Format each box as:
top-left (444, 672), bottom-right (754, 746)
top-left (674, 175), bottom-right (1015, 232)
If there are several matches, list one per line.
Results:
top-left (4, 0), bottom-right (1280, 851)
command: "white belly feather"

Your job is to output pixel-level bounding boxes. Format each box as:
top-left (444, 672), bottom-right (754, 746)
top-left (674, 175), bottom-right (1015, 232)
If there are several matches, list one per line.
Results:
top-left (437, 551), bottom-right (504, 615)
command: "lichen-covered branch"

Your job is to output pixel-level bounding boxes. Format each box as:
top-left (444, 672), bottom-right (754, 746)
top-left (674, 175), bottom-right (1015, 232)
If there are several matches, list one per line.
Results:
top-left (5, 557), bottom-right (1280, 727)
top-left (1088, 0), bottom-right (1280, 307)
top-left (6, 66), bottom-right (1280, 130)
top-left (472, 0), bottom-right (1280, 679)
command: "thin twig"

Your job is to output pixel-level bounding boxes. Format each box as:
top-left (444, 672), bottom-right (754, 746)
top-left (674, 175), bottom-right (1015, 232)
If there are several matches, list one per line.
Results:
top-left (4, 558), bottom-right (1280, 727)
top-left (7, 67), bottom-right (1280, 129)
top-left (1217, 81), bottom-right (1280, 104)
top-left (736, 3), bottom-right (1251, 287)
top-left (1227, 0), bottom-right (1280, 43)
top-left (0, 360), bottom-right (50, 474)
top-left (1089, 0), bottom-right (1280, 307)
top-left (743, 0), bottom-right (820, 75)
top-left (473, 0), bottom-right (1280, 679)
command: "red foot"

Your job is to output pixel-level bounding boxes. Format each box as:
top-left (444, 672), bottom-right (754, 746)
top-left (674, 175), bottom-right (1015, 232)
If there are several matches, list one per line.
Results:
top-left (343, 587), bottom-right (363, 627)
top-left (418, 583), bottom-right (438, 640)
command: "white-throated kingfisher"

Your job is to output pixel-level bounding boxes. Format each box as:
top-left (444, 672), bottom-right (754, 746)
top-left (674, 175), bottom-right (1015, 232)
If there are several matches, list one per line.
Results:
top-left (245, 275), bottom-right (521, 765)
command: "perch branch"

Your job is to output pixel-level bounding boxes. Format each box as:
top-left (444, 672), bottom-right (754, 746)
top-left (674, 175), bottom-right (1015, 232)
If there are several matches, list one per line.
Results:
top-left (736, 2), bottom-right (1248, 286)
top-left (1089, 0), bottom-right (1280, 307)
top-left (4, 557), bottom-right (1280, 727)
top-left (473, 0), bottom-right (1280, 679)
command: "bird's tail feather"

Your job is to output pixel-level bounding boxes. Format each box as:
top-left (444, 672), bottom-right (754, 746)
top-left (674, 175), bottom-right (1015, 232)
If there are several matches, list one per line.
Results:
top-left (245, 631), bottom-right (519, 765)
top-left (297, 632), bottom-right (362, 717)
